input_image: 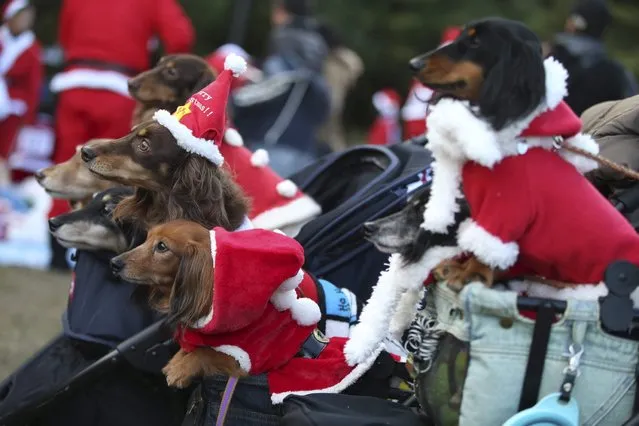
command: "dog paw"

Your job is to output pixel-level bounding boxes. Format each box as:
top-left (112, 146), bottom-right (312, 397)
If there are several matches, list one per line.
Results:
top-left (163, 364), bottom-right (193, 389)
top-left (446, 280), bottom-right (465, 293)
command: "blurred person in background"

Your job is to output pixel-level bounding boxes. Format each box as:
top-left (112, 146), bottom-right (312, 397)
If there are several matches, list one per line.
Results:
top-left (0, 0), bottom-right (42, 178)
top-left (547, 0), bottom-right (637, 115)
top-left (47, 0), bottom-right (194, 269)
top-left (402, 26), bottom-right (461, 140)
top-left (316, 22), bottom-right (363, 152)
top-left (367, 88), bottom-right (401, 146)
top-left (231, 0), bottom-right (330, 177)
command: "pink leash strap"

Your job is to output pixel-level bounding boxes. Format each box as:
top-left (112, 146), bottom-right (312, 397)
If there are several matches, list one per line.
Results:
top-left (215, 376), bottom-right (239, 426)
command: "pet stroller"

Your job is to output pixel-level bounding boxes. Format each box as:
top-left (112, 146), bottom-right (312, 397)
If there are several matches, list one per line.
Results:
top-left (0, 139), bottom-right (432, 425)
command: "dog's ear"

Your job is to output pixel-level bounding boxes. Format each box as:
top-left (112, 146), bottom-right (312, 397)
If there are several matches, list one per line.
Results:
top-left (478, 40), bottom-right (545, 130)
top-left (191, 69), bottom-right (215, 94)
top-left (168, 156), bottom-right (238, 230)
top-left (170, 243), bottom-right (213, 326)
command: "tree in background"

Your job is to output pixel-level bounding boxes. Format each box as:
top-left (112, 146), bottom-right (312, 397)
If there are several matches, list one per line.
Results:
top-left (29, 0), bottom-right (639, 129)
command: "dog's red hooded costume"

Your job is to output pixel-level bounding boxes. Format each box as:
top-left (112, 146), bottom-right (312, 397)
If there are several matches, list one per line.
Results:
top-left (344, 57), bottom-right (639, 367)
top-left (152, 53), bottom-right (320, 235)
top-left (176, 227), bottom-right (379, 404)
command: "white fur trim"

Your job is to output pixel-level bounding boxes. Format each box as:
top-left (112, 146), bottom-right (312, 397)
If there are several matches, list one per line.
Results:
top-left (49, 69), bottom-right (130, 97)
top-left (270, 289), bottom-right (297, 311)
top-left (427, 99), bottom-right (501, 168)
top-left (224, 53), bottom-right (247, 77)
top-left (276, 180), bottom-right (298, 198)
top-left (389, 288), bottom-right (422, 339)
top-left (457, 218), bottom-right (519, 270)
top-left (279, 269), bottom-right (305, 292)
top-left (250, 149), bottom-right (269, 167)
top-left (209, 229), bottom-right (217, 265)
top-left (0, 26), bottom-right (34, 74)
top-left (3, 0), bottom-right (28, 20)
top-left (235, 216), bottom-right (254, 231)
top-left (543, 57), bottom-right (569, 110)
top-left (560, 133), bottom-right (600, 174)
top-left (252, 195), bottom-right (321, 233)
top-left (273, 229), bottom-right (286, 235)
top-left (214, 345), bottom-right (252, 373)
top-left (290, 298), bottom-right (322, 326)
top-left (153, 109), bottom-right (224, 166)
top-left (271, 342), bottom-right (384, 404)
top-left (344, 246), bottom-right (462, 366)
top-left (224, 128), bottom-right (244, 146)
top-left (508, 280), bottom-right (639, 308)
top-left (420, 156), bottom-right (462, 233)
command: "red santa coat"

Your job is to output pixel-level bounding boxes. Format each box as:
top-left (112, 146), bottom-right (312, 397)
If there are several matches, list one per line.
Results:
top-left (176, 228), bottom-right (372, 404)
top-left (0, 25), bottom-right (41, 159)
top-left (367, 117), bottom-right (400, 146)
top-left (52, 0), bottom-right (194, 96)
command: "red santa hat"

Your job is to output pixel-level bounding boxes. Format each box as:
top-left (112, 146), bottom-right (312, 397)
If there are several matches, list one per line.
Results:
top-left (3, 0), bottom-right (28, 21)
top-left (219, 143), bottom-right (321, 232)
top-left (152, 54), bottom-right (248, 166)
top-left (176, 228), bottom-right (376, 404)
top-left (372, 89), bottom-right (401, 117)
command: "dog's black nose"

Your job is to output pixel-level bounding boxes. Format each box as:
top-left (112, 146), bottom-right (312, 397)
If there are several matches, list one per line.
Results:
top-left (127, 79), bottom-right (140, 92)
top-left (34, 169), bottom-right (45, 182)
top-left (409, 57), bottom-right (425, 72)
top-left (80, 146), bottom-right (97, 163)
top-left (363, 222), bottom-right (379, 236)
top-left (48, 217), bottom-right (62, 233)
top-left (110, 258), bottom-right (124, 274)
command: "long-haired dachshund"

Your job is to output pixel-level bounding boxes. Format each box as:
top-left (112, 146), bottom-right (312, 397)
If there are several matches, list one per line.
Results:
top-left (35, 142), bottom-right (119, 209)
top-left (128, 55), bottom-right (215, 126)
top-left (409, 17), bottom-right (545, 131)
top-left (79, 123), bottom-right (249, 231)
top-left (110, 220), bottom-right (246, 387)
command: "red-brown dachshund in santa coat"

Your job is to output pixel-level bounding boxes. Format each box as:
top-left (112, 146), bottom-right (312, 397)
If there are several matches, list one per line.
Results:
top-left (408, 17), bottom-right (639, 301)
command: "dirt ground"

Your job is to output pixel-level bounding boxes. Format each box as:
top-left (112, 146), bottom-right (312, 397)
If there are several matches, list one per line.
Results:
top-left (0, 267), bottom-right (70, 379)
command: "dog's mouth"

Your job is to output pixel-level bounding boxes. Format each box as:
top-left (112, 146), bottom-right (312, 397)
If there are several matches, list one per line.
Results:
top-left (421, 79), bottom-right (467, 91)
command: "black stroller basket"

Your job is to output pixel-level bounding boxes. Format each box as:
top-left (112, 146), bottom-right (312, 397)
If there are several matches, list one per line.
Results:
top-left (0, 320), bottom-right (176, 426)
top-left (291, 142), bottom-right (433, 302)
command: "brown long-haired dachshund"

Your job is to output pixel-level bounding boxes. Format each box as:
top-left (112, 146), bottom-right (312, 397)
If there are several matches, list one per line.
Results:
top-left (35, 142), bottom-right (121, 209)
top-left (79, 122), bottom-right (248, 231)
top-left (110, 219), bottom-right (246, 387)
top-left (128, 54), bottom-right (216, 126)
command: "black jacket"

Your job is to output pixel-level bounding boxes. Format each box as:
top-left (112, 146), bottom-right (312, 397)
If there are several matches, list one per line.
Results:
top-left (551, 33), bottom-right (638, 115)
top-left (63, 249), bottom-right (163, 347)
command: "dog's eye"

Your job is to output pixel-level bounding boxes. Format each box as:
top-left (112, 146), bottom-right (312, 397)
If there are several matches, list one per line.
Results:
top-left (155, 241), bottom-right (168, 253)
top-left (163, 67), bottom-right (178, 80)
top-left (138, 139), bottom-right (150, 153)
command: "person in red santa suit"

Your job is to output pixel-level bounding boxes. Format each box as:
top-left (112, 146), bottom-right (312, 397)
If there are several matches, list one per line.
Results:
top-left (170, 226), bottom-right (393, 415)
top-left (48, 0), bottom-right (194, 219)
top-left (367, 88), bottom-right (401, 146)
top-left (0, 0), bottom-right (42, 169)
top-left (153, 53), bottom-right (321, 236)
top-left (401, 26), bottom-right (461, 140)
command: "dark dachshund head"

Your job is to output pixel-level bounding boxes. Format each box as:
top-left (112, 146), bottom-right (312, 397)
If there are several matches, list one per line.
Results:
top-left (364, 185), bottom-right (470, 265)
top-left (128, 54), bottom-right (216, 112)
top-left (80, 121), bottom-right (249, 231)
top-left (48, 187), bottom-right (138, 253)
top-left (409, 18), bottom-right (545, 130)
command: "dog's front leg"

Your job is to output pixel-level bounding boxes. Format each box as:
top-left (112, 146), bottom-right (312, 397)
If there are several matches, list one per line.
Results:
top-left (163, 348), bottom-right (247, 388)
top-left (443, 256), bottom-right (496, 292)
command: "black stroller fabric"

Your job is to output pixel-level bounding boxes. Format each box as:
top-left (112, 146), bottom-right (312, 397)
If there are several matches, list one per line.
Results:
top-left (292, 143), bottom-right (433, 302)
top-left (0, 334), bottom-right (189, 426)
top-left (280, 393), bottom-right (428, 426)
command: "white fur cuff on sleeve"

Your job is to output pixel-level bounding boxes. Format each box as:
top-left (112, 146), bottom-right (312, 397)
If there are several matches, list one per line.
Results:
top-left (457, 218), bottom-right (519, 270)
